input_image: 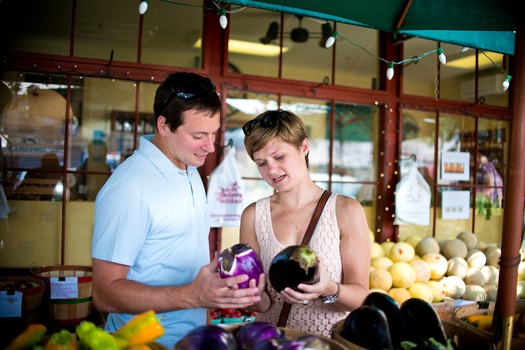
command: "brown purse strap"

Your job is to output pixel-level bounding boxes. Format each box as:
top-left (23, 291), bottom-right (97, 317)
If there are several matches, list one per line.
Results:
top-left (277, 190), bottom-right (331, 328)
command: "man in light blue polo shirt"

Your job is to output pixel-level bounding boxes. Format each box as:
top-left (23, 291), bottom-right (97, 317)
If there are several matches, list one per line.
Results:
top-left (91, 72), bottom-right (262, 347)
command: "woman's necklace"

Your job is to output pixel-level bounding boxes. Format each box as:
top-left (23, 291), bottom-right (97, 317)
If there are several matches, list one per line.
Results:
top-left (288, 187), bottom-right (321, 230)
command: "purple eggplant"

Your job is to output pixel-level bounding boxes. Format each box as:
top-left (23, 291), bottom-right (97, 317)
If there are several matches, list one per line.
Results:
top-left (219, 243), bottom-right (264, 289)
top-left (236, 321), bottom-right (285, 350)
top-left (340, 305), bottom-right (394, 350)
top-left (175, 324), bottom-right (237, 350)
top-left (281, 335), bottom-right (330, 350)
top-left (252, 338), bottom-right (289, 350)
top-left (269, 245), bottom-right (320, 292)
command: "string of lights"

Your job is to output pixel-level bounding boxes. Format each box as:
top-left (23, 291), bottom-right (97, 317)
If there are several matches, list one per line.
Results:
top-left (137, 0), bottom-right (512, 91)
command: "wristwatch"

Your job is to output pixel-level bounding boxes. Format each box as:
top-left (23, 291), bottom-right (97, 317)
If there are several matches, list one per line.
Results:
top-left (321, 282), bottom-right (340, 304)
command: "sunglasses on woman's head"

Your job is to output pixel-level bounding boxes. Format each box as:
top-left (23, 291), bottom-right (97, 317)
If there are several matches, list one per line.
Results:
top-left (242, 110), bottom-right (288, 136)
top-left (155, 77), bottom-right (216, 117)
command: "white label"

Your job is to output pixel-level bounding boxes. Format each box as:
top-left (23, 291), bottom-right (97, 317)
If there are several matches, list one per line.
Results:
top-left (0, 290), bottom-right (23, 317)
top-left (50, 277), bottom-right (79, 299)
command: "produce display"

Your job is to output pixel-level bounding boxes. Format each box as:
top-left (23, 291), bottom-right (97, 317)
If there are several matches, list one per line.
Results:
top-left (175, 321), bottom-right (333, 350)
top-left (219, 243), bottom-right (264, 289)
top-left (269, 245), bottom-right (320, 292)
top-left (368, 230), bottom-right (525, 304)
top-left (6, 310), bottom-right (164, 350)
top-left (334, 292), bottom-right (455, 349)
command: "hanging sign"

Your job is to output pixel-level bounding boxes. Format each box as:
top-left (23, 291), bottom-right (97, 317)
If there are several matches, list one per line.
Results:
top-left (395, 160), bottom-right (431, 226)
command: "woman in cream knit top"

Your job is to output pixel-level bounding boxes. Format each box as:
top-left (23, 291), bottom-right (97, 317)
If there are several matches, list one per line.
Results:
top-left (239, 109), bottom-right (371, 337)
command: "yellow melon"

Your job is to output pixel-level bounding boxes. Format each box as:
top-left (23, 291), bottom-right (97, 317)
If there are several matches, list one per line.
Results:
top-left (409, 259), bottom-right (431, 283)
top-left (371, 242), bottom-right (385, 259)
top-left (369, 269), bottom-right (393, 291)
top-left (422, 253), bottom-right (448, 280)
top-left (371, 256), bottom-right (394, 270)
top-left (404, 235), bottom-right (423, 249)
top-left (408, 282), bottom-right (434, 303)
top-left (388, 261), bottom-right (416, 289)
top-left (381, 241), bottom-right (396, 257)
top-left (389, 241), bottom-right (416, 262)
top-left (388, 288), bottom-right (411, 306)
top-left (426, 280), bottom-right (447, 303)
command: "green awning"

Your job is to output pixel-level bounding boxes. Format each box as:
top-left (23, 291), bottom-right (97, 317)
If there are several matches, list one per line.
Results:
top-left (218, 0), bottom-right (516, 55)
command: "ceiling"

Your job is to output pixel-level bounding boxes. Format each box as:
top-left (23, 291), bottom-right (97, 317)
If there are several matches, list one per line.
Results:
top-left (218, 0), bottom-right (516, 55)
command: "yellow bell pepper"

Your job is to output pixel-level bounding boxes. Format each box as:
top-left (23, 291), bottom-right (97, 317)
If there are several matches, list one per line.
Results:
top-left (114, 310), bottom-right (164, 347)
top-left (462, 314), bottom-right (494, 332)
top-left (7, 324), bottom-right (47, 350)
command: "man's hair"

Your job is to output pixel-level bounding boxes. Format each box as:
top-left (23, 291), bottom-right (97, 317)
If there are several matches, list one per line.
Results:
top-left (153, 72), bottom-right (221, 132)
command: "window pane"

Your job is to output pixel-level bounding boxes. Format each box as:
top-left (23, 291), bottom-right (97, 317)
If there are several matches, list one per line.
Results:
top-left (228, 8), bottom-right (281, 77)
top-left (75, 0), bottom-right (139, 62)
top-left (140, 1), bottom-right (203, 68)
top-left (332, 103), bottom-right (378, 201)
top-left (1, 0), bottom-right (72, 56)
top-left (403, 38), bottom-right (438, 98)
top-left (281, 15), bottom-right (332, 83)
top-left (334, 25), bottom-right (379, 89)
top-left (67, 77), bottom-right (137, 201)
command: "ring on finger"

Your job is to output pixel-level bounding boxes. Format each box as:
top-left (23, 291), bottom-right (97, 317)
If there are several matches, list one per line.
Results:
top-left (302, 300), bottom-right (308, 305)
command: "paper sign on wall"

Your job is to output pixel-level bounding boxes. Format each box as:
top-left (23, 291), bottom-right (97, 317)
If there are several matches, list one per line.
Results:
top-left (441, 151), bottom-right (470, 181)
top-left (442, 190), bottom-right (470, 220)
top-left (0, 290), bottom-right (22, 317)
top-left (50, 277), bottom-right (79, 299)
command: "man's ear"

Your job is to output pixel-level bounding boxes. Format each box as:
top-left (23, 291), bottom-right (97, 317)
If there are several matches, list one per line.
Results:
top-left (157, 116), bottom-right (169, 136)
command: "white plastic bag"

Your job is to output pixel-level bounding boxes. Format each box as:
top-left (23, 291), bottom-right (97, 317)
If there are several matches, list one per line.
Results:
top-left (395, 160), bottom-right (431, 226)
top-left (207, 147), bottom-right (244, 227)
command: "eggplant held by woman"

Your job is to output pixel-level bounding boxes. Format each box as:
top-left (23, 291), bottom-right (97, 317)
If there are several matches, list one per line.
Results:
top-left (269, 245), bottom-right (320, 292)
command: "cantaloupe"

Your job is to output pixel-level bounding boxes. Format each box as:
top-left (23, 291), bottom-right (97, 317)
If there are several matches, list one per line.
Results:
top-left (409, 259), bottom-right (431, 283)
top-left (369, 269), bottom-right (393, 291)
top-left (456, 231), bottom-right (478, 250)
top-left (485, 246), bottom-right (501, 267)
top-left (465, 249), bottom-right (487, 269)
top-left (416, 237), bottom-right (441, 257)
top-left (388, 261), bottom-right (416, 289)
top-left (442, 239), bottom-right (468, 259)
top-left (441, 275), bottom-right (466, 299)
top-left (408, 282), bottom-right (434, 303)
top-left (446, 256), bottom-right (469, 279)
top-left (426, 280), bottom-right (447, 303)
top-left (465, 267), bottom-right (486, 286)
top-left (422, 253), bottom-right (448, 280)
top-left (371, 256), bottom-right (394, 270)
top-left (389, 241), bottom-right (415, 262)
top-left (388, 287), bottom-right (411, 306)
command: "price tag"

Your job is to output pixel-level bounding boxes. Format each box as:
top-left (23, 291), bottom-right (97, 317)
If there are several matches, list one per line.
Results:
top-left (0, 290), bottom-right (23, 317)
top-left (50, 277), bottom-right (79, 299)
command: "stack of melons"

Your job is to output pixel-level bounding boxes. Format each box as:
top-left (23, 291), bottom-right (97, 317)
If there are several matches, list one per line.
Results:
top-left (369, 230), bottom-right (524, 305)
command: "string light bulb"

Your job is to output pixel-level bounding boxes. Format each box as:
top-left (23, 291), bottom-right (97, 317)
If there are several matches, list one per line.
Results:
top-left (325, 31), bottom-right (338, 48)
top-left (138, 0), bottom-right (148, 15)
top-left (219, 8), bottom-right (227, 29)
top-left (386, 62), bottom-right (394, 80)
top-left (502, 75), bottom-right (512, 91)
top-left (437, 47), bottom-right (446, 64)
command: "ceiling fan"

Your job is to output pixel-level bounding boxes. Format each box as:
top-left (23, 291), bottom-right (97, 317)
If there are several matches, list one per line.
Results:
top-left (259, 15), bottom-right (334, 47)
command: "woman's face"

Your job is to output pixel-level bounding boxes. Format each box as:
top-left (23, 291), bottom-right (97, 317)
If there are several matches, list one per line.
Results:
top-left (252, 137), bottom-right (308, 191)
